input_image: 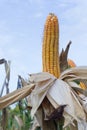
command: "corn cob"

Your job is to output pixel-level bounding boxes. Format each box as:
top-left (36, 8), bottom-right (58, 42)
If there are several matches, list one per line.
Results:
top-left (67, 59), bottom-right (86, 89)
top-left (68, 59), bottom-right (76, 68)
top-left (42, 13), bottom-right (60, 78)
top-left (80, 82), bottom-right (86, 90)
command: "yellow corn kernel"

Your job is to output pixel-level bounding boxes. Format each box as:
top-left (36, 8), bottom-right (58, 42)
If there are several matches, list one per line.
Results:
top-left (42, 13), bottom-right (60, 78)
top-left (80, 82), bottom-right (86, 90)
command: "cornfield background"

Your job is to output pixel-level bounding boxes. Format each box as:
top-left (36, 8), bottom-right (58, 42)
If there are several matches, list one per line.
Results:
top-left (0, 59), bottom-right (32, 130)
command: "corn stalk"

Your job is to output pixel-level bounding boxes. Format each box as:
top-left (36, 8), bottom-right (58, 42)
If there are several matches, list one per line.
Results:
top-left (1, 61), bottom-right (10, 130)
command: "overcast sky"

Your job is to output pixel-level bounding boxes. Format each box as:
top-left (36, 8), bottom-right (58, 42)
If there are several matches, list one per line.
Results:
top-left (0, 0), bottom-right (87, 92)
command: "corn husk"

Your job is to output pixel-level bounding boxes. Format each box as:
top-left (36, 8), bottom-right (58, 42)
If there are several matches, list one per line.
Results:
top-left (1, 67), bottom-right (87, 128)
top-left (0, 60), bottom-right (11, 96)
top-left (30, 116), bottom-right (40, 130)
top-left (0, 84), bottom-right (35, 109)
top-left (29, 72), bottom-right (56, 117)
top-left (78, 120), bottom-right (87, 130)
top-left (29, 72), bottom-right (56, 83)
top-left (47, 79), bottom-right (75, 117)
top-left (47, 79), bottom-right (86, 127)
top-left (60, 66), bottom-right (87, 81)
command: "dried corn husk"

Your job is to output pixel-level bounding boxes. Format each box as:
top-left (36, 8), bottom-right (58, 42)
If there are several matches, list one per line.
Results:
top-left (47, 79), bottom-right (75, 116)
top-left (29, 73), bottom-right (56, 117)
top-left (0, 67), bottom-right (87, 128)
top-left (29, 72), bottom-right (56, 83)
top-left (0, 84), bottom-right (35, 109)
top-left (47, 79), bottom-right (86, 127)
top-left (78, 120), bottom-right (87, 130)
top-left (30, 116), bottom-right (40, 130)
top-left (60, 66), bottom-right (87, 81)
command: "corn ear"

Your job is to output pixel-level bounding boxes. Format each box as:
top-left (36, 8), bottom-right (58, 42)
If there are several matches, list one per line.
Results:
top-left (42, 13), bottom-right (60, 78)
top-left (80, 82), bottom-right (86, 90)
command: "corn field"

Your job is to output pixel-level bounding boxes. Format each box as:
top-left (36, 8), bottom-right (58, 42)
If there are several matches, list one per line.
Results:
top-left (0, 60), bottom-right (32, 130)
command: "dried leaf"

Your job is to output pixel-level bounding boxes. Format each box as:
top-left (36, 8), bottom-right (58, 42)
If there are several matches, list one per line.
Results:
top-left (47, 79), bottom-right (86, 126)
top-left (47, 79), bottom-right (76, 118)
top-left (67, 81), bottom-right (81, 88)
top-left (4, 60), bottom-right (10, 81)
top-left (59, 41), bottom-right (71, 72)
top-left (42, 97), bottom-right (55, 120)
top-left (30, 116), bottom-right (40, 130)
top-left (29, 72), bottom-right (56, 83)
top-left (18, 75), bottom-right (28, 87)
top-left (0, 84), bottom-right (35, 109)
top-left (71, 90), bottom-right (86, 120)
top-left (0, 71), bottom-right (87, 128)
top-left (60, 66), bottom-right (87, 81)
top-left (14, 115), bottom-right (24, 127)
top-left (0, 59), bottom-right (6, 64)
top-left (46, 105), bottom-right (67, 120)
top-left (78, 120), bottom-right (87, 130)
top-left (72, 87), bottom-right (87, 96)
top-left (79, 95), bottom-right (87, 113)
top-left (30, 77), bottom-right (56, 117)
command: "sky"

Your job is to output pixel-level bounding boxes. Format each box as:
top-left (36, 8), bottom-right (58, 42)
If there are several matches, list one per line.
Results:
top-left (0, 0), bottom-right (87, 93)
